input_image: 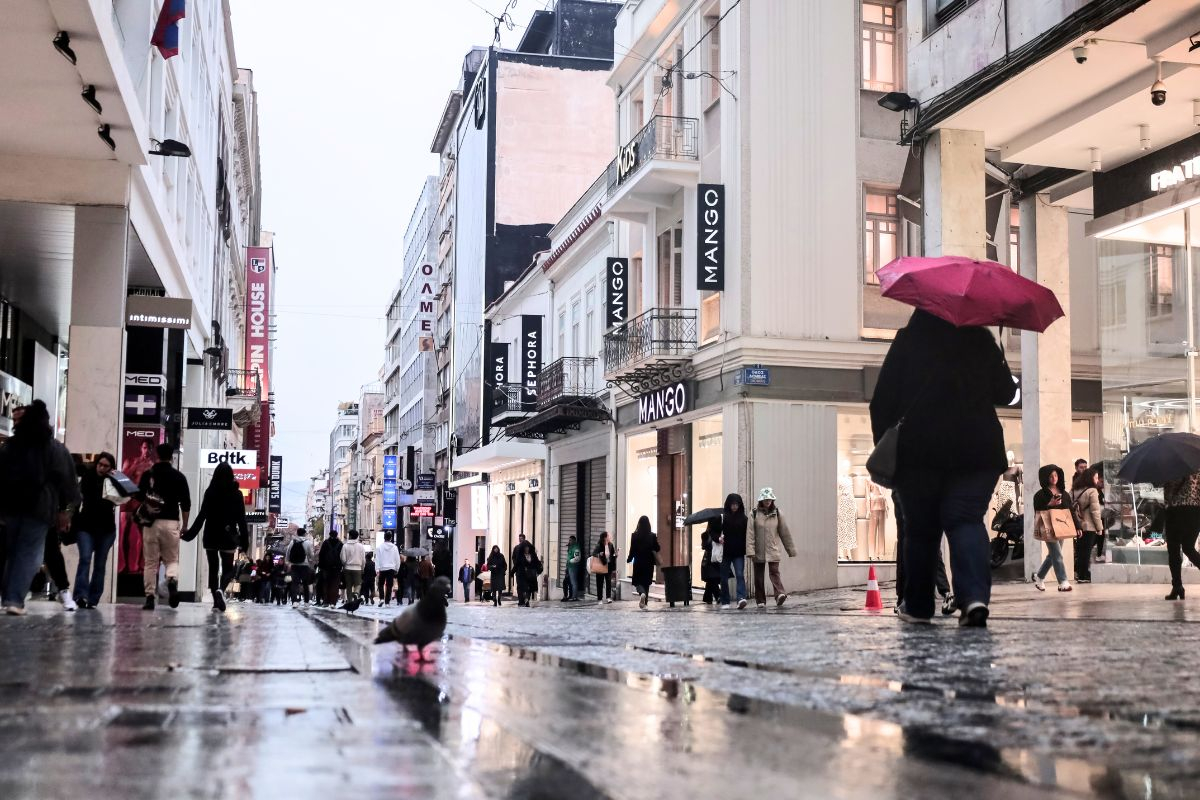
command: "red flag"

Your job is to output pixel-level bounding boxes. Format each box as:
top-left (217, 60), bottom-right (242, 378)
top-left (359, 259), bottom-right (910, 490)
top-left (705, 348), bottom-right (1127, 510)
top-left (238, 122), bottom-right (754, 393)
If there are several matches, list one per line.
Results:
top-left (151, 0), bottom-right (187, 59)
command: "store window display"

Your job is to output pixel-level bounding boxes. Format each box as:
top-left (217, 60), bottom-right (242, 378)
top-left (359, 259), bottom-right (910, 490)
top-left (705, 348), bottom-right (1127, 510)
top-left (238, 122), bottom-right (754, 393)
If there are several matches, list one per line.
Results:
top-left (837, 414), bottom-right (897, 561)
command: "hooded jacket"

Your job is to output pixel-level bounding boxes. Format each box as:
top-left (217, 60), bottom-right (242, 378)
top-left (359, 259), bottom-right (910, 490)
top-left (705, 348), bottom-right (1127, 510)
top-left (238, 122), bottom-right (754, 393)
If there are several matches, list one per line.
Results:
top-left (747, 503), bottom-right (797, 562)
top-left (719, 493), bottom-right (748, 559)
top-left (1032, 465), bottom-right (1068, 512)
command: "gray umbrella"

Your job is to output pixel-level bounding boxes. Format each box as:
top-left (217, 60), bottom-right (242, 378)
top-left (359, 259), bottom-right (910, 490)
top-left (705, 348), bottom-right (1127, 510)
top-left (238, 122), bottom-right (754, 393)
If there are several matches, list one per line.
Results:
top-left (404, 546), bottom-right (431, 558)
top-left (683, 508), bottom-right (722, 525)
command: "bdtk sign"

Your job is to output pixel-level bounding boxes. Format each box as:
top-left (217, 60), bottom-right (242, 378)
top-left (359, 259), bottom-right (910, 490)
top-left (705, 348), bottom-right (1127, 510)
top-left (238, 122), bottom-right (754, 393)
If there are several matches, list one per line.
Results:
top-left (697, 184), bottom-right (725, 291)
top-left (638, 381), bottom-right (691, 425)
top-left (200, 448), bottom-right (258, 468)
top-left (606, 258), bottom-right (628, 328)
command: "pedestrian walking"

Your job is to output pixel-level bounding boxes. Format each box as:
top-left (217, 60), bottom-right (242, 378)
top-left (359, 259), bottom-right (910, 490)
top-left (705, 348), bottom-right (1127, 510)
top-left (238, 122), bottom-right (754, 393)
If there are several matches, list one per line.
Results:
top-left (340, 530), bottom-right (366, 605)
top-left (561, 535), bottom-right (578, 600)
top-left (1162, 468), bottom-right (1200, 600)
top-left (375, 531), bottom-right (400, 606)
top-left (475, 545), bottom-right (486, 601)
top-left (0, 400), bottom-right (80, 616)
top-left (567, 534), bottom-right (584, 601)
top-left (285, 527), bottom-right (314, 605)
top-left (137, 442), bottom-right (191, 611)
top-left (718, 493), bottom-right (749, 609)
top-left (513, 536), bottom-right (542, 607)
top-left (1070, 466), bottom-right (1104, 584)
top-left (869, 309), bottom-right (1017, 628)
top-left (747, 488), bottom-right (796, 608)
top-left (700, 522), bottom-right (722, 604)
top-left (401, 556), bottom-right (418, 604)
top-left (183, 462), bottom-right (249, 613)
top-left (318, 531), bottom-right (343, 606)
top-left (72, 452), bottom-right (125, 609)
top-left (458, 559), bottom-right (475, 602)
top-left (487, 545), bottom-right (507, 606)
top-left (1030, 464), bottom-right (1073, 593)
top-left (432, 542), bottom-right (453, 581)
top-left (592, 532), bottom-right (616, 604)
top-left (893, 500), bottom-right (956, 616)
top-left (361, 552), bottom-right (376, 605)
top-left (417, 554), bottom-right (434, 599)
top-left (627, 516), bottom-right (660, 610)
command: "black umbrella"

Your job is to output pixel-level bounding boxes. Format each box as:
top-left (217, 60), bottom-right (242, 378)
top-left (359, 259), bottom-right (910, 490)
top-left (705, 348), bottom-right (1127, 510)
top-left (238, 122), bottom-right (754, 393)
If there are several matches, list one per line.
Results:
top-left (683, 508), bottom-right (722, 525)
top-left (1117, 432), bottom-right (1200, 485)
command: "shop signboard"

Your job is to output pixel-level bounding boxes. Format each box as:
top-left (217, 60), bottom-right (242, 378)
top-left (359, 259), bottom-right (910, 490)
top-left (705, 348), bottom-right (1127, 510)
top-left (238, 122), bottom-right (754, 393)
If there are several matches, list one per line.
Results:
top-left (245, 511), bottom-right (268, 524)
top-left (268, 456), bottom-right (283, 513)
top-left (383, 479), bottom-right (397, 506)
top-left (124, 386), bottom-right (163, 424)
top-left (520, 315), bottom-right (541, 411)
top-left (606, 258), bottom-right (628, 328)
top-left (200, 447), bottom-right (258, 468)
top-left (399, 478), bottom-right (413, 490)
top-left (126, 295), bottom-right (193, 330)
top-left (415, 489), bottom-right (436, 501)
top-left (185, 407), bottom-right (233, 430)
top-left (245, 247), bottom-right (271, 403)
top-left (411, 504), bottom-right (435, 518)
top-left (383, 455), bottom-right (398, 480)
top-left (232, 468), bottom-right (260, 489)
top-left (697, 184), bottom-right (725, 291)
top-left (734, 367), bottom-right (770, 386)
top-left (637, 381), bottom-right (691, 425)
top-left (528, 478), bottom-right (539, 489)
top-left (1094, 129), bottom-right (1200, 217)
top-left (416, 473), bottom-right (435, 491)
top-left (488, 341), bottom-right (509, 389)
top-left (382, 507), bottom-right (398, 530)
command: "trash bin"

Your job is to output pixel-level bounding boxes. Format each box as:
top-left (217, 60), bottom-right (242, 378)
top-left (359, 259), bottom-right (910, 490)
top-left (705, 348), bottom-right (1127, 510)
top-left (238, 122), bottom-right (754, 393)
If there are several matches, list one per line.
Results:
top-left (661, 565), bottom-right (691, 607)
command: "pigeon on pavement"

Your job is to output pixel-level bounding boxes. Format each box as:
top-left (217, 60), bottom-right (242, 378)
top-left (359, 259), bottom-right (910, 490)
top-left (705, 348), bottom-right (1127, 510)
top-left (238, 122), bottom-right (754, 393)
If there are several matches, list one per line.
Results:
top-left (374, 576), bottom-right (452, 658)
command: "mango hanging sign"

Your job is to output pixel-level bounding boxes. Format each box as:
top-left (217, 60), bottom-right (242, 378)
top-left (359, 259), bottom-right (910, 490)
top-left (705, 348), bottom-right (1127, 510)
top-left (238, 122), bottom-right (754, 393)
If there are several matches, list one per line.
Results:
top-left (697, 184), bottom-right (724, 291)
top-left (638, 381), bottom-right (691, 425)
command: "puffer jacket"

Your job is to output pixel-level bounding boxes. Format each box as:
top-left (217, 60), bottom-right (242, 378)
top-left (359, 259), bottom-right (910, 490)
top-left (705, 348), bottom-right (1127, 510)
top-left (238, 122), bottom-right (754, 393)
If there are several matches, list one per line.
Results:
top-left (1071, 487), bottom-right (1103, 532)
top-left (747, 507), bottom-right (796, 562)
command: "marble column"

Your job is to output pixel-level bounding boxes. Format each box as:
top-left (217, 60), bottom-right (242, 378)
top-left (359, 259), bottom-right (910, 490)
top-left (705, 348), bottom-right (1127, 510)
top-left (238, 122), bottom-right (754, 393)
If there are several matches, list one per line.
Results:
top-left (1019, 194), bottom-right (1074, 581)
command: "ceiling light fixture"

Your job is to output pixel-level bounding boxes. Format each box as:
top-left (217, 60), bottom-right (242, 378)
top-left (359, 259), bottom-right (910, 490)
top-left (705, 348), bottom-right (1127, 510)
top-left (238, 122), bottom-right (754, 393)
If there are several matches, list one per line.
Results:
top-left (147, 138), bottom-right (191, 158)
top-left (53, 32), bottom-right (77, 65)
top-left (1140, 123), bottom-right (1151, 151)
top-left (97, 124), bottom-right (115, 152)
top-left (80, 85), bottom-right (101, 114)
top-left (1090, 147), bottom-right (1102, 172)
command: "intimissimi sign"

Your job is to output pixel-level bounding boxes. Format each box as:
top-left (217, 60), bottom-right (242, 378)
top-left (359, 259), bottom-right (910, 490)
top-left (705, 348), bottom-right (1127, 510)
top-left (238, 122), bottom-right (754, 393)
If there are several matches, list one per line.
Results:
top-left (521, 315), bottom-right (541, 411)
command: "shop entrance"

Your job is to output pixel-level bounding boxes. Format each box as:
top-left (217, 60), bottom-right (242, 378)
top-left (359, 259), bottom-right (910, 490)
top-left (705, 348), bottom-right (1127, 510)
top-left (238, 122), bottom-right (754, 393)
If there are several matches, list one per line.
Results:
top-left (657, 427), bottom-right (688, 568)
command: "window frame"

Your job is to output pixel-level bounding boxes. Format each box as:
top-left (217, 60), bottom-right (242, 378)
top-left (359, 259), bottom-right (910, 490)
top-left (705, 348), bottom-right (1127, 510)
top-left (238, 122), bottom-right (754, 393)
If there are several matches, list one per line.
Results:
top-left (862, 186), bottom-right (901, 286)
top-left (861, 1), bottom-right (899, 93)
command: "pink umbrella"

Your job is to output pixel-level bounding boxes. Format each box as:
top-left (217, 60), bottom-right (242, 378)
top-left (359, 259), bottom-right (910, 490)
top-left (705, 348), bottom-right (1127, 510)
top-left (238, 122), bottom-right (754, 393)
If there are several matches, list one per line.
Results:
top-left (877, 255), bottom-right (1065, 332)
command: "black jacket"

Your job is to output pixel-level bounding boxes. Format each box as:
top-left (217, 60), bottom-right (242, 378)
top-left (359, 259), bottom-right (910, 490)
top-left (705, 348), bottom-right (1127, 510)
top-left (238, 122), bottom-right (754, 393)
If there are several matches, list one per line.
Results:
top-left (139, 461), bottom-right (191, 521)
top-left (627, 529), bottom-right (660, 587)
top-left (869, 311), bottom-right (1016, 476)
top-left (487, 552), bottom-right (507, 582)
top-left (1032, 465), bottom-right (1068, 512)
top-left (75, 467), bottom-right (117, 536)
top-left (188, 483), bottom-right (249, 550)
top-left (720, 493), bottom-right (748, 559)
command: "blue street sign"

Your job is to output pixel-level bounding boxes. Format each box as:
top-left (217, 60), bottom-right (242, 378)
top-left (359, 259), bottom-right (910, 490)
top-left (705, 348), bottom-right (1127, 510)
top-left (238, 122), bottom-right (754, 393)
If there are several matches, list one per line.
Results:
top-left (381, 507), bottom-right (397, 530)
top-left (735, 366), bottom-right (770, 386)
top-left (383, 479), bottom-right (397, 506)
top-left (383, 455), bottom-right (398, 480)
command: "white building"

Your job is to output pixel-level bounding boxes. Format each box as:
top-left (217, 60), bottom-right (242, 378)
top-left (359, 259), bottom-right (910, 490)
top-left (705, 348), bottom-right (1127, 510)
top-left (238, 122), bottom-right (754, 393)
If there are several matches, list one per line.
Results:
top-left (327, 402), bottom-right (359, 535)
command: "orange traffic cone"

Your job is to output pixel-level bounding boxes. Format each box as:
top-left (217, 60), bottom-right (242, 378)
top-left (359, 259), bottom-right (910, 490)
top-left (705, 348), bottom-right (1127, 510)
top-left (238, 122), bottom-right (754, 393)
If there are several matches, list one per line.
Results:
top-left (864, 565), bottom-right (883, 611)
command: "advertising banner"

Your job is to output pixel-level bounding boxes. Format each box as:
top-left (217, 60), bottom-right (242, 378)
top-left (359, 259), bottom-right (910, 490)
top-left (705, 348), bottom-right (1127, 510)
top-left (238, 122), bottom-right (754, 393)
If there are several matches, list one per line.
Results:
top-left (245, 247), bottom-right (271, 402)
top-left (383, 479), bottom-right (397, 506)
top-left (697, 183), bottom-right (725, 291)
top-left (606, 257), bottom-right (629, 328)
top-left (185, 407), bottom-right (233, 430)
top-left (410, 505), bottom-right (434, 518)
top-left (520, 315), bottom-right (541, 411)
top-left (382, 507), bottom-right (398, 530)
top-left (123, 386), bottom-right (163, 425)
top-left (200, 447), bottom-right (258, 468)
top-left (0, 371), bottom-right (32, 438)
top-left (416, 473), bottom-right (435, 491)
top-left (232, 468), bottom-right (260, 490)
top-left (383, 454), bottom-right (398, 480)
top-left (268, 455), bottom-right (283, 514)
top-left (488, 341), bottom-right (509, 390)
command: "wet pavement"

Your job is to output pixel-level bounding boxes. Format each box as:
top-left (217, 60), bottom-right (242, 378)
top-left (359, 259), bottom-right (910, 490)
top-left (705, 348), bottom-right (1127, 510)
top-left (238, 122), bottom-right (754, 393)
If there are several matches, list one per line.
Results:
top-left (0, 583), bottom-right (1196, 799)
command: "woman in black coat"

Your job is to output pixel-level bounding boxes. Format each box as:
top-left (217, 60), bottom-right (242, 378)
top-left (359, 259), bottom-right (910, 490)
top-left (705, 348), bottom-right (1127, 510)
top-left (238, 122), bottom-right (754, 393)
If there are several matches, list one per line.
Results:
top-left (700, 521), bottom-right (722, 604)
top-left (73, 452), bottom-right (120, 608)
top-left (869, 309), bottom-right (1016, 626)
top-left (486, 545), bottom-right (507, 606)
top-left (627, 516), bottom-right (660, 609)
top-left (184, 463), bottom-right (249, 612)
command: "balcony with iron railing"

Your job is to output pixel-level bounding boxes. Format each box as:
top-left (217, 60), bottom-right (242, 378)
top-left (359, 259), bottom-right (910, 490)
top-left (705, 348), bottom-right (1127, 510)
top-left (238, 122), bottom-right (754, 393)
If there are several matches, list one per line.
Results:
top-left (604, 115), bottom-right (699, 214)
top-left (506, 357), bottom-right (610, 439)
top-left (490, 383), bottom-right (529, 427)
top-left (225, 368), bottom-right (261, 399)
top-left (603, 307), bottom-right (698, 387)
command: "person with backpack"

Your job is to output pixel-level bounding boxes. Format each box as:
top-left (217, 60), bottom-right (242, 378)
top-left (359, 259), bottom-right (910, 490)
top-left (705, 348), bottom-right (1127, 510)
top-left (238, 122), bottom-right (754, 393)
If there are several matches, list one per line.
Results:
top-left (183, 462), bottom-right (249, 613)
top-left (318, 531), bottom-right (343, 606)
top-left (1071, 466), bottom-right (1104, 584)
top-left (747, 488), bottom-right (797, 609)
top-left (0, 400), bottom-right (80, 616)
top-left (285, 527), bottom-right (314, 605)
top-left (137, 442), bottom-right (191, 611)
top-left (374, 531), bottom-right (401, 606)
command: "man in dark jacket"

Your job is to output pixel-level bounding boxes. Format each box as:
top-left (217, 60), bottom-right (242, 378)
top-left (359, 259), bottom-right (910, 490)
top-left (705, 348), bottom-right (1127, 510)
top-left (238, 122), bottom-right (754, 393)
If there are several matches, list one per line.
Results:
top-left (870, 310), bottom-right (1016, 627)
top-left (318, 531), bottom-right (343, 606)
top-left (138, 442), bottom-right (191, 610)
top-left (718, 493), bottom-right (749, 609)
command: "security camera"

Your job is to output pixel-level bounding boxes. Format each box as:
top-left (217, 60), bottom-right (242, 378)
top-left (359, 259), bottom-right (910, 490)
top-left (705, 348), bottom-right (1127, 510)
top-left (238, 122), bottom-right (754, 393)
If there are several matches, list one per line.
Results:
top-left (1073, 45), bottom-right (1088, 64)
top-left (1151, 79), bottom-right (1167, 106)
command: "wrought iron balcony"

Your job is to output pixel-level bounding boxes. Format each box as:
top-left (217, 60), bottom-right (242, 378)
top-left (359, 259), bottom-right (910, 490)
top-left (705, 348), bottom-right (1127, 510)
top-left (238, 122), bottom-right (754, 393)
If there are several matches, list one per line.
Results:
top-left (604, 307), bottom-right (697, 377)
top-left (506, 357), bottom-right (609, 439)
top-left (490, 383), bottom-right (529, 426)
top-left (538, 357), bottom-right (598, 409)
top-left (606, 115), bottom-right (699, 197)
top-left (225, 368), bottom-right (261, 399)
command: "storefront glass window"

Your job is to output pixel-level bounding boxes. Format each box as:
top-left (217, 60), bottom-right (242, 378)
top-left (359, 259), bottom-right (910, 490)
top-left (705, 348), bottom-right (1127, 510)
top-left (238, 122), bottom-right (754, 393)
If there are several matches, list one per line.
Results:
top-left (837, 412), bottom-right (897, 561)
top-left (625, 430), bottom-right (658, 547)
top-left (690, 414), bottom-right (723, 585)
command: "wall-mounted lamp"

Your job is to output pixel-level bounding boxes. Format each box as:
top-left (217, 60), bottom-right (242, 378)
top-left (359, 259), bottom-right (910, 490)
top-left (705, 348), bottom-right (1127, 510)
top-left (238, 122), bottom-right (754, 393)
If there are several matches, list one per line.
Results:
top-left (53, 32), bottom-right (77, 65)
top-left (97, 124), bottom-right (115, 152)
top-left (877, 91), bottom-right (919, 140)
top-left (148, 138), bottom-right (191, 158)
top-left (1140, 124), bottom-right (1151, 151)
top-left (1090, 147), bottom-right (1102, 172)
top-left (80, 85), bottom-right (101, 114)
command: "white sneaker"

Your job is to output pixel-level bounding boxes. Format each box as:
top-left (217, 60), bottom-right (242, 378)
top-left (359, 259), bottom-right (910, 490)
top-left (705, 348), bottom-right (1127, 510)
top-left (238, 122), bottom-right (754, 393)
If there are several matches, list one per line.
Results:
top-left (1031, 572), bottom-right (1045, 592)
top-left (1057, 582), bottom-right (1073, 592)
top-left (719, 603), bottom-right (731, 610)
top-left (604, 598), bottom-right (613, 604)
top-left (639, 593), bottom-right (648, 609)
top-left (736, 599), bottom-right (747, 610)
top-left (4, 605), bottom-right (26, 616)
top-left (776, 594), bottom-right (788, 607)
top-left (756, 602), bottom-right (766, 609)
top-left (59, 591), bottom-right (77, 611)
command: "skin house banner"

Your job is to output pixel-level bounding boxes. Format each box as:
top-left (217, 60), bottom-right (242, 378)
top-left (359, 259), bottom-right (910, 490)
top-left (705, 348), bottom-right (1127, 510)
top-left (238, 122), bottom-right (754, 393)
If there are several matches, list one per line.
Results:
top-left (245, 246), bottom-right (272, 470)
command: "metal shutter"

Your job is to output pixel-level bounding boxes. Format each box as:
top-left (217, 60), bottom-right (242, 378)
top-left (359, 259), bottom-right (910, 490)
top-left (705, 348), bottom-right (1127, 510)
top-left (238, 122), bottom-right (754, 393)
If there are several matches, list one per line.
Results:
top-left (585, 457), bottom-right (606, 556)
top-left (558, 464), bottom-right (578, 579)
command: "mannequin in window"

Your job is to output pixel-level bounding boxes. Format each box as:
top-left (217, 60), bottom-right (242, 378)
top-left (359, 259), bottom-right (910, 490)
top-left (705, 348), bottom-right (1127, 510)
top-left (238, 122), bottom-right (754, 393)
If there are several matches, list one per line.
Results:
top-left (837, 476), bottom-right (857, 561)
top-left (868, 481), bottom-right (888, 560)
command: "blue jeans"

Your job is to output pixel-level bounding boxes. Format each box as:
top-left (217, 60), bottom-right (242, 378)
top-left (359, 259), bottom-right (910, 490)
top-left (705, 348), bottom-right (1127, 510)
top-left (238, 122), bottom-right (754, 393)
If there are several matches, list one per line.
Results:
top-left (719, 557), bottom-right (746, 604)
top-left (894, 468), bottom-right (999, 619)
top-left (75, 529), bottom-right (116, 606)
top-left (1036, 538), bottom-right (1068, 584)
top-left (2, 516), bottom-right (51, 608)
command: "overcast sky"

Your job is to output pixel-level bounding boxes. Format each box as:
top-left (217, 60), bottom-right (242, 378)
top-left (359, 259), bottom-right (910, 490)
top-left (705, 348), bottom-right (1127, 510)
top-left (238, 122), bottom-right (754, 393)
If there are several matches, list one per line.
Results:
top-left (229, 1), bottom-right (546, 513)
